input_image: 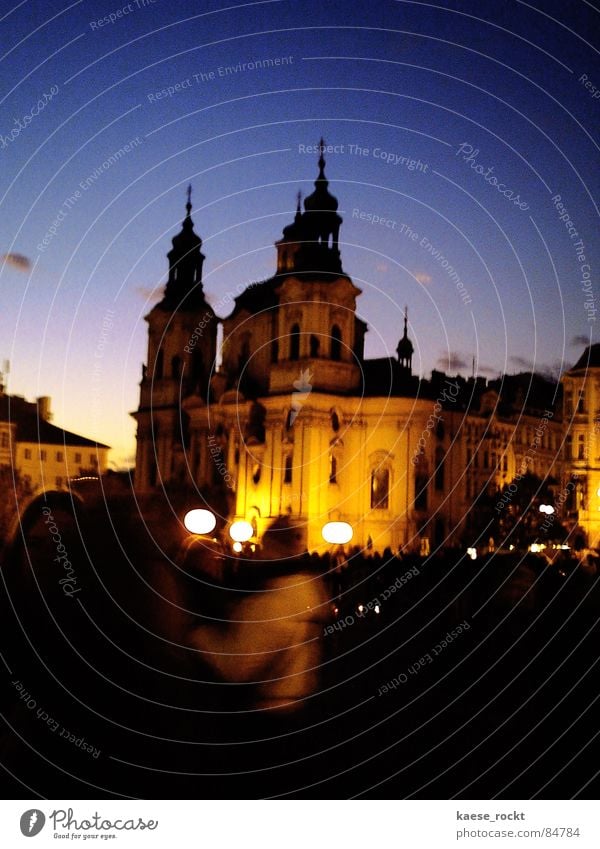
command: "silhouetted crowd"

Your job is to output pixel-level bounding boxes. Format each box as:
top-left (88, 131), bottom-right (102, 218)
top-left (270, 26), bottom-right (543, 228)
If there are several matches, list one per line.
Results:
top-left (1, 481), bottom-right (599, 799)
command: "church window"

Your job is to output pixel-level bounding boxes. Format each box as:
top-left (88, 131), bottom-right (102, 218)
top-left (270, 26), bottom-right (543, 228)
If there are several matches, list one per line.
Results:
top-left (155, 350), bottom-right (164, 379)
top-left (192, 349), bottom-right (203, 381)
top-left (329, 454), bottom-right (337, 484)
top-left (331, 411), bottom-right (340, 432)
top-left (290, 324), bottom-right (300, 360)
top-left (271, 339), bottom-right (279, 363)
top-left (284, 454), bottom-right (293, 484)
top-left (370, 467), bottom-right (389, 509)
top-left (434, 446), bottom-right (445, 491)
top-left (415, 474), bottom-right (428, 511)
top-left (331, 325), bottom-right (342, 361)
top-left (565, 392), bottom-right (573, 416)
top-left (310, 335), bottom-right (320, 358)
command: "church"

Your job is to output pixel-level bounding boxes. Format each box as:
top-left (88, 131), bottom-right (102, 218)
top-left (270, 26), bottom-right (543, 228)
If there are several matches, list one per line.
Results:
top-left (132, 143), bottom-right (596, 553)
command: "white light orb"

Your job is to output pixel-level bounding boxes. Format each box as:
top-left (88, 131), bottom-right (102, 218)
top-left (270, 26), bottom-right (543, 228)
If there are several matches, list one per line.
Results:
top-left (183, 509), bottom-right (217, 535)
top-left (321, 521), bottom-right (353, 545)
top-left (232, 541), bottom-right (243, 553)
top-left (229, 520), bottom-right (254, 543)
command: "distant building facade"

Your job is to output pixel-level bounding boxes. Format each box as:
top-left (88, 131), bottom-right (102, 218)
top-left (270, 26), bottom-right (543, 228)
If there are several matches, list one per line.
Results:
top-left (0, 390), bottom-right (110, 492)
top-left (133, 145), bottom-right (592, 551)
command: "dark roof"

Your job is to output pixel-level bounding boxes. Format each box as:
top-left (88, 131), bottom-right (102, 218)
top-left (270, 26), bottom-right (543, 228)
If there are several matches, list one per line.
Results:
top-left (361, 358), bottom-right (420, 397)
top-left (17, 417), bottom-right (109, 448)
top-left (229, 277), bottom-right (280, 317)
top-left (569, 344), bottom-right (600, 372)
top-left (486, 372), bottom-right (561, 416)
top-left (0, 394), bottom-right (110, 448)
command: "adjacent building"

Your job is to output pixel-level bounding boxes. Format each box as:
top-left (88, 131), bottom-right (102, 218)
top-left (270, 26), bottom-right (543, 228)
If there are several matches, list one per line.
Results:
top-left (0, 389), bottom-right (110, 492)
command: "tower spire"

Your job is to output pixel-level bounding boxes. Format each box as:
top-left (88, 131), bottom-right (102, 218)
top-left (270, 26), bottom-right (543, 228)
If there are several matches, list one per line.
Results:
top-left (397, 306), bottom-right (414, 374)
top-left (162, 184), bottom-right (206, 308)
top-left (318, 137), bottom-right (326, 180)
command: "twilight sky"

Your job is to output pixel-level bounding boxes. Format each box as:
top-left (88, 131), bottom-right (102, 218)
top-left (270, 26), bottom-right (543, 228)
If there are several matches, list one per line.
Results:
top-left (1, 0), bottom-right (599, 467)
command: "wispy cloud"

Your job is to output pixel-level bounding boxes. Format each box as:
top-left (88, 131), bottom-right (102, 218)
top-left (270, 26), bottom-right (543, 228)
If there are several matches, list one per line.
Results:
top-left (510, 355), bottom-right (534, 371)
top-left (436, 350), bottom-right (469, 372)
top-left (1, 253), bottom-right (31, 272)
top-left (134, 284), bottom-right (163, 303)
top-left (414, 271), bottom-right (432, 284)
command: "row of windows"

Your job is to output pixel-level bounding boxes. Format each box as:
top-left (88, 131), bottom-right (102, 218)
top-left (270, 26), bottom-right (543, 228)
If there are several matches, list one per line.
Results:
top-left (22, 449), bottom-right (97, 465)
top-left (280, 459), bottom-right (432, 512)
top-left (152, 349), bottom-right (204, 380)
top-left (287, 324), bottom-right (343, 362)
top-left (466, 449), bottom-right (509, 471)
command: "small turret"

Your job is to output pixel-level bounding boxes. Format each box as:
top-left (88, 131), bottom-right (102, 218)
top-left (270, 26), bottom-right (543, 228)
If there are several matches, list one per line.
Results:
top-left (397, 307), bottom-right (414, 374)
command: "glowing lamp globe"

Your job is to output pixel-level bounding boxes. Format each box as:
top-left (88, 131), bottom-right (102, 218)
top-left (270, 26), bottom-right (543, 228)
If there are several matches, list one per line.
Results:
top-left (229, 520), bottom-right (254, 543)
top-left (184, 509), bottom-right (217, 535)
top-left (322, 521), bottom-right (353, 545)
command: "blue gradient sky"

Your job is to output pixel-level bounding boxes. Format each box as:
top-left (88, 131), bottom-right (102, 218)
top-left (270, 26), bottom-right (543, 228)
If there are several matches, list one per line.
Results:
top-left (1, 0), bottom-right (598, 466)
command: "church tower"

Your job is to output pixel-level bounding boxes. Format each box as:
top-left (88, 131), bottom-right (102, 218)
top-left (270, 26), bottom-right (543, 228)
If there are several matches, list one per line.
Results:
top-left (133, 187), bottom-right (217, 492)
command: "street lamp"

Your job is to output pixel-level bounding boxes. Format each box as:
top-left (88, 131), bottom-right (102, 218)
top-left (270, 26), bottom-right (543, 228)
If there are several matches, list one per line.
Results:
top-left (183, 508), bottom-right (217, 535)
top-left (229, 520), bottom-right (254, 543)
top-left (322, 521), bottom-right (353, 545)
top-left (539, 504), bottom-right (555, 515)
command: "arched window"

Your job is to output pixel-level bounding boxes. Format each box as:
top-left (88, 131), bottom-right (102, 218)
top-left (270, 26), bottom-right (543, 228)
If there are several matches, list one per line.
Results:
top-left (284, 454), bottom-right (293, 484)
top-left (155, 350), bottom-right (164, 379)
top-left (414, 474), bottom-right (428, 511)
top-left (238, 334), bottom-right (251, 370)
top-left (435, 446), bottom-right (445, 491)
top-left (192, 348), bottom-right (203, 381)
top-left (310, 335), bottom-right (320, 358)
top-left (331, 410), bottom-right (340, 432)
top-left (290, 324), bottom-right (300, 360)
top-left (329, 454), bottom-right (338, 484)
top-left (271, 339), bottom-right (279, 363)
top-left (331, 325), bottom-right (342, 361)
top-left (370, 467), bottom-right (389, 509)
top-left (171, 355), bottom-right (181, 379)
top-left (252, 463), bottom-right (261, 485)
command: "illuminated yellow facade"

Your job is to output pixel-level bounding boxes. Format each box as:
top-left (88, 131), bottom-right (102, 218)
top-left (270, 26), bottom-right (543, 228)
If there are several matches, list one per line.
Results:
top-left (134, 148), bottom-right (595, 552)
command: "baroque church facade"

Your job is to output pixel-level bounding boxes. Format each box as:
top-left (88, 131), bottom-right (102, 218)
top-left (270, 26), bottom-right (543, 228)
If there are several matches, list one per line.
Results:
top-left (133, 145), bottom-right (597, 553)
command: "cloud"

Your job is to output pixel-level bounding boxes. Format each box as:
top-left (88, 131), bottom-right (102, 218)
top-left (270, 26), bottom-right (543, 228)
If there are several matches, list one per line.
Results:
top-left (571, 334), bottom-right (590, 347)
top-left (375, 261), bottom-right (389, 273)
top-left (134, 284), bottom-right (163, 302)
top-left (1, 253), bottom-right (31, 271)
top-left (436, 350), bottom-right (469, 372)
top-left (414, 271), bottom-right (432, 284)
top-left (510, 355), bottom-right (534, 371)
